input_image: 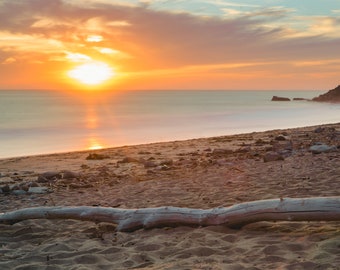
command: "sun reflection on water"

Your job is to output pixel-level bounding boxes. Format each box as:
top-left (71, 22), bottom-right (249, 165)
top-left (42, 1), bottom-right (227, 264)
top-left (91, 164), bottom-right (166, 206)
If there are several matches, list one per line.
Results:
top-left (86, 106), bottom-right (98, 130)
top-left (84, 96), bottom-right (106, 151)
top-left (87, 137), bottom-right (104, 150)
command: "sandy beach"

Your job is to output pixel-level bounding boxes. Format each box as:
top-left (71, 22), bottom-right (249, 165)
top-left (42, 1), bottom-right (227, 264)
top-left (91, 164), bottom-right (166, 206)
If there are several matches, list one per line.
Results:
top-left (0, 123), bottom-right (339, 269)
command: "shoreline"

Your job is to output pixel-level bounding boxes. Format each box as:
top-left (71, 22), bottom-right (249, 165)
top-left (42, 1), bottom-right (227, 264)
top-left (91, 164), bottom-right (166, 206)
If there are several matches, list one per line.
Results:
top-left (1, 122), bottom-right (339, 269)
top-left (2, 121), bottom-right (340, 161)
top-left (1, 89), bottom-right (336, 160)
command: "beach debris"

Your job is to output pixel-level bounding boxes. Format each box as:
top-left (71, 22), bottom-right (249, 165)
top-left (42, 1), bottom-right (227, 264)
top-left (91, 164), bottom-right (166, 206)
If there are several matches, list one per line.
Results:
top-left (309, 144), bottom-right (337, 154)
top-left (0, 197), bottom-right (339, 232)
top-left (263, 151), bottom-right (284, 162)
top-left (86, 153), bottom-right (110, 160)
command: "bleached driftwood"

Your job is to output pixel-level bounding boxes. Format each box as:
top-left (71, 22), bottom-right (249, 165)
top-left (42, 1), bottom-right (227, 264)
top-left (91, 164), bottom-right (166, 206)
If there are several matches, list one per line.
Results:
top-left (0, 197), bottom-right (339, 232)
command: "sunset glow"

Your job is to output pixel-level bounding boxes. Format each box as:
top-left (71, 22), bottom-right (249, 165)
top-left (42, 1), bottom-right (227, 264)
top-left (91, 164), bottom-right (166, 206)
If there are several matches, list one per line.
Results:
top-left (88, 138), bottom-right (104, 150)
top-left (0, 0), bottom-right (339, 90)
top-left (68, 62), bottom-right (114, 85)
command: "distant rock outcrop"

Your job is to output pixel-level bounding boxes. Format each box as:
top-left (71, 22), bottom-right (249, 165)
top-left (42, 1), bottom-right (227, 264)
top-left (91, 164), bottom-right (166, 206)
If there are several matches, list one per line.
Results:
top-left (271, 96), bottom-right (290, 101)
top-left (293, 98), bottom-right (309, 101)
top-left (313, 85), bottom-right (340, 102)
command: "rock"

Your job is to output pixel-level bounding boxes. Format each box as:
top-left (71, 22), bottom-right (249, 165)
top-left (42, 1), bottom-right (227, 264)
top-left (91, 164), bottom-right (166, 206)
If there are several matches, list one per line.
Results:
top-left (29, 182), bottom-right (39, 187)
top-left (309, 144), bottom-right (337, 154)
top-left (20, 184), bottom-right (30, 192)
top-left (61, 170), bottom-right (79, 179)
top-left (143, 161), bottom-right (158, 168)
top-left (37, 171), bottom-right (61, 182)
top-left (314, 127), bottom-right (325, 133)
top-left (0, 177), bottom-right (13, 184)
top-left (279, 149), bottom-right (293, 158)
top-left (159, 165), bottom-right (171, 171)
top-left (313, 85), bottom-right (340, 102)
top-left (255, 139), bottom-right (269, 145)
top-left (271, 96), bottom-right (290, 101)
top-left (118, 157), bottom-right (139, 163)
top-left (1, 184), bottom-right (10, 193)
top-left (28, 187), bottom-right (51, 194)
top-left (235, 146), bottom-right (251, 153)
top-left (212, 148), bottom-right (233, 156)
top-left (11, 184), bottom-right (20, 190)
top-left (86, 153), bottom-right (109, 160)
top-left (138, 151), bottom-right (152, 155)
top-left (263, 151), bottom-right (284, 162)
top-left (159, 159), bottom-right (173, 166)
top-left (293, 98), bottom-right (309, 101)
top-left (275, 135), bottom-right (287, 141)
top-left (12, 190), bottom-right (27, 195)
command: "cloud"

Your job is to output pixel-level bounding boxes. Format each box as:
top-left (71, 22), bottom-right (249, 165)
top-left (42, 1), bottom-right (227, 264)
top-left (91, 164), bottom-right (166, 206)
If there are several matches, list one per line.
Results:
top-left (206, 0), bottom-right (259, 8)
top-left (0, 0), bottom-right (339, 90)
top-left (65, 52), bottom-right (92, 62)
top-left (2, 57), bottom-right (16, 64)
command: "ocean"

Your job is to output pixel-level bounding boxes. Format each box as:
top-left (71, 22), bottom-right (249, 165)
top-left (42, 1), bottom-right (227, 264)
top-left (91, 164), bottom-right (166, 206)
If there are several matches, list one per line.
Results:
top-left (1, 90), bottom-right (339, 158)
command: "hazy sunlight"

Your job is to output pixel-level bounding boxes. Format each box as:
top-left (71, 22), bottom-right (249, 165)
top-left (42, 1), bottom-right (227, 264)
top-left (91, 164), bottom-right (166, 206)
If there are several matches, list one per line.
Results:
top-left (68, 62), bottom-right (114, 85)
top-left (87, 137), bottom-right (105, 150)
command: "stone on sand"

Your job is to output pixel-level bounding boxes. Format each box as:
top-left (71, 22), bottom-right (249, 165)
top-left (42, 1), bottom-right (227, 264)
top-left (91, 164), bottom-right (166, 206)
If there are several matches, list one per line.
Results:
top-left (309, 144), bottom-right (337, 154)
top-left (263, 151), bottom-right (284, 162)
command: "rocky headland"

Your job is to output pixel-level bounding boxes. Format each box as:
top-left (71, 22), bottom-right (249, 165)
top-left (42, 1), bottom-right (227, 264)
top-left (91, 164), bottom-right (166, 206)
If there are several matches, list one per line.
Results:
top-left (313, 85), bottom-right (340, 102)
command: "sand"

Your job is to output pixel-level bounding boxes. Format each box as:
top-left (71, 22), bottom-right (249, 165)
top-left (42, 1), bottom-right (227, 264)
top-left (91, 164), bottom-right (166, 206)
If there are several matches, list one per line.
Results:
top-left (0, 123), bottom-right (339, 269)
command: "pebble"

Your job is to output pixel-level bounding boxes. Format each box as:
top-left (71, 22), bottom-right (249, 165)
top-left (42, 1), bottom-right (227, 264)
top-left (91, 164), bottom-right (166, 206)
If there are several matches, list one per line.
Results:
top-left (309, 144), bottom-right (337, 154)
top-left (118, 157), bottom-right (139, 163)
top-left (12, 190), bottom-right (27, 195)
top-left (144, 161), bottom-right (157, 168)
top-left (62, 170), bottom-right (79, 179)
top-left (212, 148), bottom-right (233, 156)
top-left (28, 187), bottom-right (51, 194)
top-left (0, 177), bottom-right (13, 184)
top-left (37, 171), bottom-right (61, 182)
top-left (263, 151), bottom-right (284, 162)
top-left (275, 135), bottom-right (287, 141)
top-left (1, 184), bottom-right (11, 193)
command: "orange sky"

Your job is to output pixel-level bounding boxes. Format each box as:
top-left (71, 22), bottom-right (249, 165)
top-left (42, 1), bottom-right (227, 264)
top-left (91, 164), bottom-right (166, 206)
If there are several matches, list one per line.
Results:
top-left (0, 0), bottom-right (339, 91)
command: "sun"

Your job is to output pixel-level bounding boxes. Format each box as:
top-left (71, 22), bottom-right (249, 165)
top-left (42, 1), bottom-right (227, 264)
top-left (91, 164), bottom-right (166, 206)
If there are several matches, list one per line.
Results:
top-left (68, 62), bottom-right (114, 85)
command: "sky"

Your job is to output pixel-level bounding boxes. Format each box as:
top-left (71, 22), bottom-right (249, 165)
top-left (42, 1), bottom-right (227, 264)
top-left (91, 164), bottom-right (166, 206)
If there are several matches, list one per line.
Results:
top-left (0, 0), bottom-right (339, 91)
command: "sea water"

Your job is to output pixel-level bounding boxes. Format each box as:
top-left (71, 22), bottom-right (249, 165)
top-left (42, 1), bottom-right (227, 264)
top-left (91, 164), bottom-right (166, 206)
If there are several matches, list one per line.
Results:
top-left (1, 90), bottom-right (339, 158)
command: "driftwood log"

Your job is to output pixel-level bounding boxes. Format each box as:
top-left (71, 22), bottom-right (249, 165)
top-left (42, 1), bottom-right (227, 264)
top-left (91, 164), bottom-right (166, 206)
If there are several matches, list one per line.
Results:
top-left (0, 197), bottom-right (339, 232)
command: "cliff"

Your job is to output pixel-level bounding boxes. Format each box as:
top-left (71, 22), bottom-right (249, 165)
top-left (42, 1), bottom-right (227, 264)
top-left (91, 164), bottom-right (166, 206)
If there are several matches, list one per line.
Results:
top-left (313, 85), bottom-right (340, 102)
